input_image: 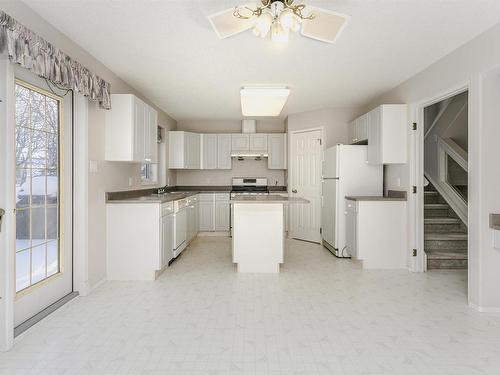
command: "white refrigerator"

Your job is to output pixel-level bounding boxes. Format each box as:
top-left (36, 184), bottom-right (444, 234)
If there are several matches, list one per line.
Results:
top-left (321, 145), bottom-right (383, 257)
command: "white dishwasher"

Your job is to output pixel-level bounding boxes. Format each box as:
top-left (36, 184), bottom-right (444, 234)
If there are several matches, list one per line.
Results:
top-left (172, 198), bottom-right (188, 258)
top-left (161, 202), bottom-right (174, 267)
top-left (345, 200), bottom-right (358, 258)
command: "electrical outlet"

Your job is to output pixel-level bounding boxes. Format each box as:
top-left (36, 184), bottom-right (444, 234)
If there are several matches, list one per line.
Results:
top-left (128, 177), bottom-right (133, 187)
top-left (397, 178), bottom-right (401, 187)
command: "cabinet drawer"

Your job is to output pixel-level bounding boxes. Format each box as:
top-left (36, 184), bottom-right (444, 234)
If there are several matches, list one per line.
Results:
top-left (199, 193), bottom-right (215, 202)
top-left (215, 193), bottom-right (230, 201)
top-left (161, 202), bottom-right (174, 216)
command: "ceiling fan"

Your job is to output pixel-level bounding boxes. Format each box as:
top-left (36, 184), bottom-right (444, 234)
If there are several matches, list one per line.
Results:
top-left (208, 0), bottom-right (349, 44)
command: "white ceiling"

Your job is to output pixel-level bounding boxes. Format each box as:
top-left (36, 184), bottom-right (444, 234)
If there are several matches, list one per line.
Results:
top-left (21, 0), bottom-right (500, 120)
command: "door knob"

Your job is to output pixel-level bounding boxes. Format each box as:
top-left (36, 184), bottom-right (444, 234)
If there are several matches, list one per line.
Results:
top-left (292, 189), bottom-right (298, 193)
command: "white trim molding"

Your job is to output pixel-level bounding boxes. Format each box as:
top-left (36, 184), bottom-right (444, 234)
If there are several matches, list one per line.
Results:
top-left (72, 94), bottom-right (91, 297)
top-left (0, 57), bottom-right (15, 351)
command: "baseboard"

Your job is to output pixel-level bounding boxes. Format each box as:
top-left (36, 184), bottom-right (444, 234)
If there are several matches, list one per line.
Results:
top-left (469, 302), bottom-right (500, 313)
top-left (198, 231), bottom-right (230, 237)
top-left (88, 278), bottom-right (106, 294)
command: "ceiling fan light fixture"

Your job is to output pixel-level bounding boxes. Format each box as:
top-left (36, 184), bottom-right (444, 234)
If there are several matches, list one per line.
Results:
top-left (278, 8), bottom-right (296, 31)
top-left (271, 22), bottom-right (289, 43)
top-left (253, 10), bottom-right (273, 37)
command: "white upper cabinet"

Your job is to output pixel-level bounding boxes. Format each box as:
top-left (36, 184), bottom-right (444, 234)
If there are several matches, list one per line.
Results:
top-left (231, 134), bottom-right (250, 151)
top-left (348, 120), bottom-right (357, 144)
top-left (201, 134), bottom-right (217, 169)
top-left (348, 115), bottom-right (368, 145)
top-left (146, 108), bottom-right (158, 163)
top-left (366, 104), bottom-right (407, 165)
top-left (105, 94), bottom-right (158, 163)
top-left (250, 133), bottom-right (268, 151)
top-left (217, 134), bottom-right (232, 169)
top-left (168, 131), bottom-right (201, 169)
top-left (268, 134), bottom-right (286, 169)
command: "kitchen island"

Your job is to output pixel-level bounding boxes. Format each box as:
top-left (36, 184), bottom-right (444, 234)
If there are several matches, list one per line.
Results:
top-left (230, 195), bottom-right (308, 273)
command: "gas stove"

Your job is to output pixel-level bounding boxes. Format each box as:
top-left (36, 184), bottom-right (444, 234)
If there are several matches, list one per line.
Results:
top-left (230, 177), bottom-right (269, 198)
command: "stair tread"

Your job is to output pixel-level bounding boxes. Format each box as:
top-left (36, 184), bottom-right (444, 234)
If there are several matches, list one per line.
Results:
top-left (424, 191), bottom-right (438, 195)
top-left (424, 217), bottom-right (461, 224)
top-left (425, 233), bottom-right (467, 241)
top-left (425, 203), bottom-right (449, 209)
top-left (425, 249), bottom-right (467, 260)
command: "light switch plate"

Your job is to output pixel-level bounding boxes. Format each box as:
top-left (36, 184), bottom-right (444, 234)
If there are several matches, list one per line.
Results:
top-left (89, 160), bottom-right (98, 173)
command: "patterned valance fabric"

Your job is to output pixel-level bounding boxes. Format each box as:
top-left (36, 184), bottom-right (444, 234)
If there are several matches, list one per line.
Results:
top-left (0, 10), bottom-right (111, 109)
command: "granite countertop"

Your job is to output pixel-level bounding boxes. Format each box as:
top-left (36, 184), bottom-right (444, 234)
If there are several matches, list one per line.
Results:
top-left (106, 186), bottom-right (288, 204)
top-left (345, 196), bottom-right (407, 202)
top-left (345, 190), bottom-right (407, 202)
top-left (107, 192), bottom-right (199, 204)
top-left (230, 195), bottom-right (308, 204)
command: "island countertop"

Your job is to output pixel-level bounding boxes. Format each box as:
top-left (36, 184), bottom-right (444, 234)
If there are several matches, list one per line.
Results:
top-left (230, 195), bottom-right (309, 204)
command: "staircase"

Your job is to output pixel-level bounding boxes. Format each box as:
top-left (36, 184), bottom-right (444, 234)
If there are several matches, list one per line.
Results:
top-left (424, 184), bottom-right (468, 269)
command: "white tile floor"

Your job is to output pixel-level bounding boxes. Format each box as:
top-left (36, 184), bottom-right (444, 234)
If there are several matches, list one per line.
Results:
top-left (2, 236), bottom-right (500, 375)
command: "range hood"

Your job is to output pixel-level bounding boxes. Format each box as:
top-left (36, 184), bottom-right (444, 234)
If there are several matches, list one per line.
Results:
top-left (230, 120), bottom-right (268, 160)
top-left (231, 151), bottom-right (268, 160)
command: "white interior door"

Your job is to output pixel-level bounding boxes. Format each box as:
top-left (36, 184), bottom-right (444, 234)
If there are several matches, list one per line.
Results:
top-left (289, 129), bottom-right (322, 243)
top-left (13, 68), bottom-right (73, 327)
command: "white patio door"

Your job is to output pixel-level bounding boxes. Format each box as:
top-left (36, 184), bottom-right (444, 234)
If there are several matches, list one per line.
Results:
top-left (289, 129), bottom-right (322, 243)
top-left (13, 68), bottom-right (73, 327)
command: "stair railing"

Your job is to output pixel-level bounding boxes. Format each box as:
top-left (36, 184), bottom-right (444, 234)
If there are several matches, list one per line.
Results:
top-left (427, 136), bottom-right (468, 223)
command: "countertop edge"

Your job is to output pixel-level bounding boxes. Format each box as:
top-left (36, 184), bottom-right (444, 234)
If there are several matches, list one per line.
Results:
top-left (345, 196), bottom-right (407, 202)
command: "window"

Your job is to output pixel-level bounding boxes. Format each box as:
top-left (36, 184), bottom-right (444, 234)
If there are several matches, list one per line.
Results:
top-left (141, 163), bottom-right (157, 185)
top-left (15, 81), bottom-right (62, 292)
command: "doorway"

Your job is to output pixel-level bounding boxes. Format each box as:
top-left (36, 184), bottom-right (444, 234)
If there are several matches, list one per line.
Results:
top-left (416, 89), bottom-right (469, 273)
top-left (289, 128), bottom-right (323, 243)
top-left (12, 68), bottom-right (74, 330)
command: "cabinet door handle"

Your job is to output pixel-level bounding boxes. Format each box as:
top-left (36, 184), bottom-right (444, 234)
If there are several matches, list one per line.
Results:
top-left (292, 189), bottom-right (298, 193)
top-left (0, 208), bottom-right (4, 232)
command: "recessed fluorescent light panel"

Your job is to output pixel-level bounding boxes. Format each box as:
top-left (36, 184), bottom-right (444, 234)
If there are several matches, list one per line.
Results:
top-left (240, 87), bottom-right (290, 116)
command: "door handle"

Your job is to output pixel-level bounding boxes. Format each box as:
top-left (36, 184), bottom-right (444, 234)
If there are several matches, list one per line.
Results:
top-left (292, 189), bottom-right (298, 193)
top-left (0, 208), bottom-right (5, 232)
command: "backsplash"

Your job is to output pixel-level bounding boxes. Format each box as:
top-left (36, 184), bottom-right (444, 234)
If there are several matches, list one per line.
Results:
top-left (175, 158), bottom-right (286, 186)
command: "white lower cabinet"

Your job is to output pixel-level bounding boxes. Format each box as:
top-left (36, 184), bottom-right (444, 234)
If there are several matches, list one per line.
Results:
top-left (345, 198), bottom-right (407, 269)
top-left (199, 193), bottom-right (215, 231)
top-left (215, 201), bottom-right (230, 231)
top-left (107, 202), bottom-right (173, 280)
top-left (187, 195), bottom-right (199, 242)
top-left (198, 193), bottom-right (230, 232)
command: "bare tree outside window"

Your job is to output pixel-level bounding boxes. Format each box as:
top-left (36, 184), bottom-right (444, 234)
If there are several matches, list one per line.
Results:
top-left (15, 81), bottom-right (61, 292)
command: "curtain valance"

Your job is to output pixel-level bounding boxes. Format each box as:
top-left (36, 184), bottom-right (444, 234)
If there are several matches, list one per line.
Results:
top-left (0, 10), bottom-right (111, 109)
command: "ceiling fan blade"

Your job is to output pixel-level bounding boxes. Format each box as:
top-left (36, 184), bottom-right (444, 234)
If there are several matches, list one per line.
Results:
top-left (208, 3), bottom-right (256, 39)
top-left (300, 6), bottom-right (350, 44)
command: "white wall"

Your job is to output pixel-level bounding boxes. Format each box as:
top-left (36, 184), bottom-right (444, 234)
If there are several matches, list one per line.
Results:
top-left (176, 119), bottom-right (286, 186)
top-left (286, 107), bottom-right (361, 148)
top-left (363, 21), bottom-right (500, 310)
top-left (0, 1), bottom-right (177, 291)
